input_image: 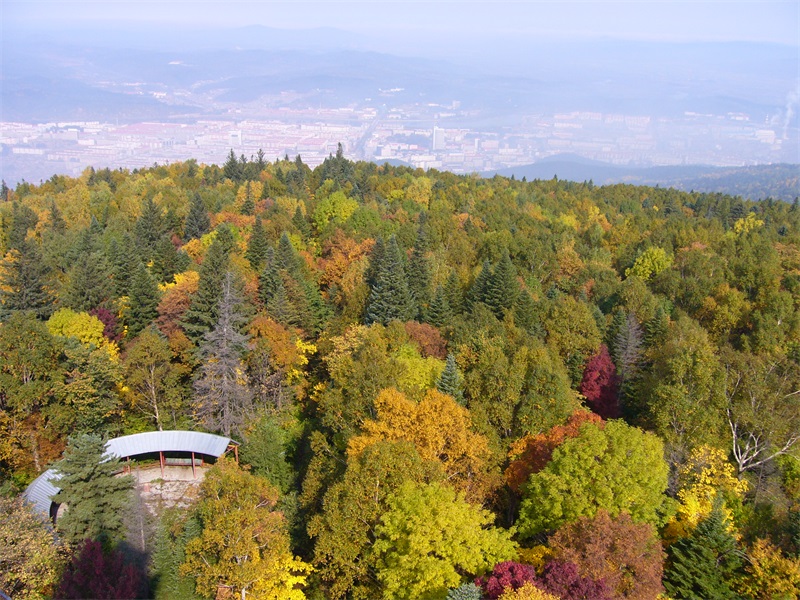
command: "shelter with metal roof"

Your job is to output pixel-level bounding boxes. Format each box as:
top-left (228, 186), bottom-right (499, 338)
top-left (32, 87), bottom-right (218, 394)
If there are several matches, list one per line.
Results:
top-left (23, 430), bottom-right (237, 519)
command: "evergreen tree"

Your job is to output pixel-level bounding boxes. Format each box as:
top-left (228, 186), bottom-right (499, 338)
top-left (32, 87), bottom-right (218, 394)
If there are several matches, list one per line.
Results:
top-left (126, 262), bottom-right (161, 338)
top-left (483, 251), bottom-right (519, 319)
top-left (436, 353), bottom-right (464, 403)
top-left (52, 433), bottom-right (134, 546)
top-left (275, 231), bottom-right (301, 274)
top-left (182, 226), bottom-right (234, 343)
top-left (223, 149), bottom-right (242, 182)
top-left (7, 202), bottom-right (39, 250)
top-left (645, 305), bottom-right (669, 348)
top-left (134, 197), bottom-right (165, 261)
top-left (184, 192), bottom-right (210, 241)
top-left (513, 290), bottom-right (541, 337)
top-left (107, 235), bottom-right (137, 298)
top-left (246, 214), bottom-right (270, 270)
top-left (241, 181), bottom-right (255, 215)
top-left (365, 236), bottom-right (414, 325)
top-left (193, 273), bottom-right (253, 437)
top-left (407, 227), bottom-right (432, 320)
top-left (292, 205), bottom-right (311, 239)
top-left (468, 260), bottom-right (493, 309)
top-left (364, 236), bottom-right (386, 290)
top-left (49, 198), bottom-right (66, 234)
top-left (427, 285), bottom-right (452, 327)
top-left (61, 251), bottom-right (113, 312)
top-left (663, 500), bottom-right (744, 599)
top-left (0, 238), bottom-right (54, 319)
top-left (444, 270), bottom-right (464, 315)
top-left (151, 236), bottom-right (190, 284)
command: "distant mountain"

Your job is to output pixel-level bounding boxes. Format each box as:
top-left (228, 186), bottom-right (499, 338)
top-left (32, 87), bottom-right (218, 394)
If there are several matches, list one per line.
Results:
top-left (488, 157), bottom-right (800, 201)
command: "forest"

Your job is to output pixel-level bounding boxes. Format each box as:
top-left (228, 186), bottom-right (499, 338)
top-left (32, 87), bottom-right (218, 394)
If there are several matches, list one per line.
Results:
top-left (1, 146), bottom-right (800, 599)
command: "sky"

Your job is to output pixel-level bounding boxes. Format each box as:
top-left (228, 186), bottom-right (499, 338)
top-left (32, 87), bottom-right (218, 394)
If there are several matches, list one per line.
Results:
top-left (3, 0), bottom-right (799, 45)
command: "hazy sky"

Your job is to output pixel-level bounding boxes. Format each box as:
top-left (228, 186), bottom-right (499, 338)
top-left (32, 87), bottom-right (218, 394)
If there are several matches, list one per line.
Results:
top-left (4, 0), bottom-right (799, 45)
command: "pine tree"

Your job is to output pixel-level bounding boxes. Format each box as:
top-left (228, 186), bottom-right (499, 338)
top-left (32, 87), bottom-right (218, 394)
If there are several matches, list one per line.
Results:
top-left (427, 285), bottom-right (452, 327)
top-left (444, 270), bottom-right (464, 315)
top-left (645, 305), bottom-right (669, 348)
top-left (275, 231), bottom-right (301, 274)
top-left (663, 499), bottom-right (744, 599)
top-left (513, 290), bottom-right (541, 336)
top-left (365, 236), bottom-right (414, 325)
top-left (407, 227), bottom-right (432, 320)
top-left (468, 260), bottom-right (493, 309)
top-left (151, 236), bottom-right (190, 284)
top-left (134, 197), bottom-right (166, 261)
top-left (107, 235), bottom-right (137, 298)
top-left (364, 236), bottom-right (386, 290)
top-left (182, 226), bottom-right (233, 343)
top-left (436, 353), bottom-right (464, 403)
top-left (292, 206), bottom-right (311, 239)
top-left (126, 262), bottom-right (161, 338)
top-left (241, 181), bottom-right (255, 215)
top-left (61, 251), bottom-right (113, 312)
top-left (0, 238), bottom-right (54, 319)
top-left (52, 433), bottom-right (134, 546)
top-left (246, 214), bottom-right (270, 270)
top-left (184, 193), bottom-right (210, 241)
top-left (483, 251), bottom-right (519, 319)
top-left (193, 273), bottom-right (254, 437)
top-left (49, 198), bottom-right (66, 234)
top-left (223, 149), bottom-right (242, 182)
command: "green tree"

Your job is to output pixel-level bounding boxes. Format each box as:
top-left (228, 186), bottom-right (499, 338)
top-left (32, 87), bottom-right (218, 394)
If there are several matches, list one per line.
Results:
top-left (517, 420), bottom-right (672, 538)
top-left (60, 250), bottom-right (113, 312)
top-left (407, 226), bottom-right (432, 320)
top-left (125, 262), bottom-right (161, 338)
top-left (184, 193), bottom-right (210, 241)
top-left (181, 458), bottom-right (310, 600)
top-left (0, 239), bottom-right (54, 319)
top-left (51, 433), bottom-right (134, 547)
top-left (246, 214), bottom-right (270, 271)
top-left (365, 236), bottom-right (414, 325)
top-left (373, 481), bottom-right (517, 600)
top-left (436, 353), bottom-right (464, 403)
top-left (182, 225), bottom-right (234, 343)
top-left (663, 500), bottom-right (744, 600)
top-left (308, 441), bottom-right (444, 600)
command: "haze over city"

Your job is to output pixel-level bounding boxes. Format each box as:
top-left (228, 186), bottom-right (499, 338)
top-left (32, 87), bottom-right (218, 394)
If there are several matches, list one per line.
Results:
top-left (2, 1), bottom-right (799, 185)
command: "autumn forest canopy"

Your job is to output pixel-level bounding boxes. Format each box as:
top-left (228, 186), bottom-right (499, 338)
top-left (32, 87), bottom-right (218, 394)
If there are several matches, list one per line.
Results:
top-left (2, 148), bottom-right (800, 599)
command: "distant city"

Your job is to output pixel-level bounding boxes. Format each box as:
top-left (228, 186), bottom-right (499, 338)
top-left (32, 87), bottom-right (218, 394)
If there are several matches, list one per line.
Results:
top-left (2, 100), bottom-right (793, 185)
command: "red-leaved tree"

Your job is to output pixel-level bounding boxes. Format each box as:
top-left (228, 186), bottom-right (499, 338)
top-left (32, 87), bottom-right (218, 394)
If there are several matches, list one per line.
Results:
top-left (56, 539), bottom-right (144, 599)
top-left (549, 510), bottom-right (665, 599)
top-left (475, 561), bottom-right (538, 599)
top-left (579, 345), bottom-right (621, 419)
top-left (538, 561), bottom-right (612, 600)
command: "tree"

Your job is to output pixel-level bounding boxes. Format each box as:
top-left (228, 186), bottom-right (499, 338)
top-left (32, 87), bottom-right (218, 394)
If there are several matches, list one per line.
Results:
top-left (579, 345), bottom-right (621, 419)
top-left (447, 583), bottom-right (484, 600)
top-left (739, 538), bottom-right (800, 600)
top-left (498, 584), bottom-right (558, 600)
top-left (125, 262), bottom-right (161, 338)
top-left (407, 226), bottom-right (432, 319)
top-left (536, 561), bottom-right (612, 600)
top-left (0, 497), bottom-right (65, 600)
top-left (663, 500), bottom-right (744, 600)
top-left (373, 481), bottom-right (517, 600)
top-left (347, 388), bottom-right (494, 502)
top-left (184, 192), bottom-right (210, 241)
top-left (182, 225), bottom-right (234, 343)
top-left (180, 458), bottom-right (310, 600)
top-left (549, 510), bottom-right (664, 600)
top-left (721, 349), bottom-right (800, 474)
top-left (134, 197), bottom-right (166, 261)
top-left (0, 238), bottom-right (54, 319)
top-left (123, 327), bottom-right (187, 431)
top-left (475, 561), bottom-right (538, 599)
top-left (51, 433), bottom-right (134, 546)
top-left (307, 441), bottom-right (443, 600)
top-left (55, 539), bottom-right (144, 599)
top-left (60, 250), bottom-right (113, 312)
top-left (192, 273), bottom-right (253, 437)
top-left (436, 353), bottom-right (465, 403)
top-left (246, 214), bottom-right (270, 270)
top-left (365, 235), bottom-right (414, 325)
top-left (517, 420), bottom-right (672, 538)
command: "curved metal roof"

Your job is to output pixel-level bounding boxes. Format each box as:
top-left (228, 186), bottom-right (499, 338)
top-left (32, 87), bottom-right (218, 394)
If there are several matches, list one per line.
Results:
top-left (22, 430), bottom-right (233, 517)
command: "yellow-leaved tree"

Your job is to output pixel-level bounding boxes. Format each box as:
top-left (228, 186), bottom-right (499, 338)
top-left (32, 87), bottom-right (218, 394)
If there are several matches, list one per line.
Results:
top-left (181, 458), bottom-right (311, 600)
top-left (347, 387), bottom-right (496, 502)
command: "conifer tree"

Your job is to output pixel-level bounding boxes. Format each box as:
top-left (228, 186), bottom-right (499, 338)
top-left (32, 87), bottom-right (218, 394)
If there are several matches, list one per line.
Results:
top-left (663, 500), bottom-right (744, 599)
top-left (61, 251), bottom-right (113, 312)
top-left (151, 236), bottom-right (190, 284)
top-left (182, 226), bottom-right (233, 343)
top-left (483, 251), bottom-right (519, 319)
top-left (134, 197), bottom-right (166, 261)
top-left (246, 214), bottom-right (270, 270)
top-left (241, 181), bottom-right (255, 215)
top-left (49, 198), bottom-right (66, 234)
top-left (427, 285), bottom-right (452, 327)
top-left (645, 305), bottom-right (669, 348)
top-left (107, 234), bottom-right (137, 298)
top-left (52, 433), bottom-right (134, 546)
top-left (193, 273), bottom-right (253, 437)
top-left (513, 290), bottom-right (540, 336)
top-left (436, 353), bottom-right (464, 403)
top-left (407, 227), bottom-right (432, 320)
top-left (365, 236), bottom-right (414, 325)
top-left (0, 238), bottom-right (54, 319)
top-left (292, 206), bottom-right (311, 239)
top-left (444, 270), bottom-right (464, 315)
top-left (364, 236), bottom-right (386, 290)
top-left (468, 260), bottom-right (493, 309)
top-left (184, 193), bottom-right (210, 241)
top-left (126, 262), bottom-right (161, 338)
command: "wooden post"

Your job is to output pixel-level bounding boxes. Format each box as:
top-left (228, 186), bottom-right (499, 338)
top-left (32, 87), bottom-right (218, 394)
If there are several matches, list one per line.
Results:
top-left (191, 451), bottom-right (196, 479)
top-left (234, 445), bottom-right (239, 463)
top-left (159, 451), bottom-right (164, 478)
